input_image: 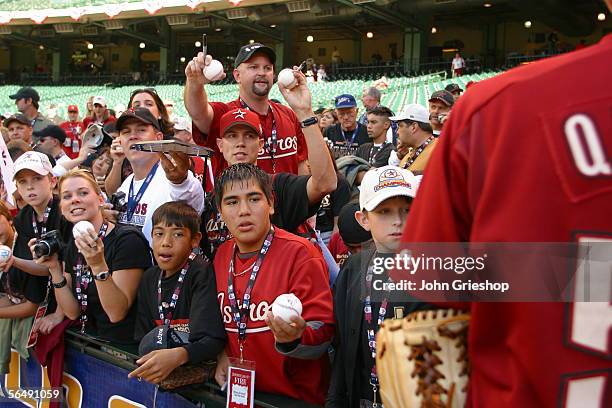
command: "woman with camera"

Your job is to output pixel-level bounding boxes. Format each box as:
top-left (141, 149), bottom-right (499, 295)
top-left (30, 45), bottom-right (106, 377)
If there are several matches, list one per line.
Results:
top-left (31, 169), bottom-right (152, 343)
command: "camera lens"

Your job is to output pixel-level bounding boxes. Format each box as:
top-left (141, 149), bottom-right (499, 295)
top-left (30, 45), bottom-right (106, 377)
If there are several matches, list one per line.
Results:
top-left (33, 241), bottom-right (50, 258)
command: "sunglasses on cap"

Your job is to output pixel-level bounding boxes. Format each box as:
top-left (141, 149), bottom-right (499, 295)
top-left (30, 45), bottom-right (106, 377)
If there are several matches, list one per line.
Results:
top-left (130, 88), bottom-right (159, 97)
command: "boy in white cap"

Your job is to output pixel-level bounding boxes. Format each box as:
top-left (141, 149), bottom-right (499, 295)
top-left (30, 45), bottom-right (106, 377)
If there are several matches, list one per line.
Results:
top-left (328, 165), bottom-right (427, 408)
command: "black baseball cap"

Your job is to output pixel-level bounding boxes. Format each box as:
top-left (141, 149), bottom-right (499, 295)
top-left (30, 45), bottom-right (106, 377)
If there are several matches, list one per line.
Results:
top-left (138, 325), bottom-right (189, 356)
top-left (3, 113), bottom-right (31, 128)
top-left (429, 90), bottom-right (455, 107)
top-left (234, 43), bottom-right (276, 67)
top-left (34, 125), bottom-right (66, 144)
top-left (116, 107), bottom-right (161, 132)
top-left (445, 83), bottom-right (463, 94)
top-left (338, 202), bottom-right (372, 245)
top-left (9, 87), bottom-right (40, 102)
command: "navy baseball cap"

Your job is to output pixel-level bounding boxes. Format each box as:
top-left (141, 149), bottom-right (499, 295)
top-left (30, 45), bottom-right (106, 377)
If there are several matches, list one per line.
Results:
top-left (334, 94), bottom-right (357, 109)
top-left (9, 87), bottom-right (40, 102)
top-left (138, 325), bottom-right (189, 356)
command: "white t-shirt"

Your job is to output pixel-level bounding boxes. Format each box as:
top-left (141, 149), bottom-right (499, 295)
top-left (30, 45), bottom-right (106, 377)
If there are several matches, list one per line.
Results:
top-left (452, 57), bottom-right (465, 69)
top-left (117, 162), bottom-right (204, 246)
top-left (51, 153), bottom-right (72, 177)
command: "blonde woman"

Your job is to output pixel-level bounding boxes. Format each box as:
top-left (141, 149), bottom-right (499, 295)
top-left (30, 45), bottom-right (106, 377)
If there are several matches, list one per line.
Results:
top-left (31, 169), bottom-right (152, 343)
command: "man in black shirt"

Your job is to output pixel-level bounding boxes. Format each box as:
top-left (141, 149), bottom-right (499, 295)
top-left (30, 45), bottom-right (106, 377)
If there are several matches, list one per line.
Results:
top-left (354, 106), bottom-right (395, 168)
top-left (202, 71), bottom-right (336, 257)
top-left (324, 94), bottom-right (369, 157)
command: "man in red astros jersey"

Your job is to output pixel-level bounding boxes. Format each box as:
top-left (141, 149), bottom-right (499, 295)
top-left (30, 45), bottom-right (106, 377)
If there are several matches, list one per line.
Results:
top-left (213, 163), bottom-right (334, 405)
top-left (400, 10), bottom-right (611, 407)
top-left (184, 42), bottom-right (308, 176)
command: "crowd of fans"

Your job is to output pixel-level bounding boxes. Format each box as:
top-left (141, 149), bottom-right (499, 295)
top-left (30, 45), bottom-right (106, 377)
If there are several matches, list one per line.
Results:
top-left (0, 38), bottom-right (511, 407)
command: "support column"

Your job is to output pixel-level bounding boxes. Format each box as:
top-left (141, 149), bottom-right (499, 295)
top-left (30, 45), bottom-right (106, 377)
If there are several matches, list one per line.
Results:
top-left (52, 51), bottom-right (60, 83)
top-left (353, 35), bottom-right (362, 64)
top-left (159, 47), bottom-right (168, 80)
top-left (403, 28), bottom-right (423, 74)
top-left (279, 24), bottom-right (293, 70)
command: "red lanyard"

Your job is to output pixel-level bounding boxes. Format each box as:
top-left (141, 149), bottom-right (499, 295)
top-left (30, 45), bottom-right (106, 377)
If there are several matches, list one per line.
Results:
top-left (157, 252), bottom-right (196, 325)
top-left (74, 222), bottom-right (109, 333)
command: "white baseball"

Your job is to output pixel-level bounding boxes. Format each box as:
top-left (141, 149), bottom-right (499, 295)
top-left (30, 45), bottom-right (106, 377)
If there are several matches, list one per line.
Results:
top-left (203, 59), bottom-right (224, 82)
top-left (0, 245), bottom-right (11, 262)
top-left (73, 220), bottom-right (95, 240)
top-left (277, 69), bottom-right (297, 89)
top-left (271, 293), bottom-right (302, 323)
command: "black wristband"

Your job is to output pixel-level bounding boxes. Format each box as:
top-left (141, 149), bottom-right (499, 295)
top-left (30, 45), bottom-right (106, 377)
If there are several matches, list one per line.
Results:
top-left (52, 276), bottom-right (67, 289)
top-left (300, 116), bottom-right (318, 128)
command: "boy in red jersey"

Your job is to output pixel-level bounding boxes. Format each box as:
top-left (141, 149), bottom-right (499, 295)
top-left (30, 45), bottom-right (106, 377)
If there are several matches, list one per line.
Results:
top-left (400, 12), bottom-right (612, 408)
top-left (213, 163), bottom-right (334, 405)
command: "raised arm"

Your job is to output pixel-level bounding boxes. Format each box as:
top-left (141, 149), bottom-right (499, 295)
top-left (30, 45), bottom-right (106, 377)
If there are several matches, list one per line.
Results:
top-left (184, 53), bottom-right (225, 136)
top-left (277, 68), bottom-right (337, 205)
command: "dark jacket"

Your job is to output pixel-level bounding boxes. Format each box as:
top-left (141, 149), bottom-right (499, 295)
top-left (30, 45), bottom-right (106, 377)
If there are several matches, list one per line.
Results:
top-left (324, 123), bottom-right (369, 146)
top-left (326, 249), bottom-right (373, 408)
top-left (327, 249), bottom-right (429, 407)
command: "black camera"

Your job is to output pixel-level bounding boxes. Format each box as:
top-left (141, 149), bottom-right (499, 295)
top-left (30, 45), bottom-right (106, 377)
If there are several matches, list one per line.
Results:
top-left (33, 230), bottom-right (63, 258)
top-left (110, 191), bottom-right (128, 213)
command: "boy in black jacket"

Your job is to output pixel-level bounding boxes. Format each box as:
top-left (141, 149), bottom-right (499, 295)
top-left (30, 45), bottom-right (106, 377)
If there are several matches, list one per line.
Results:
top-left (129, 202), bottom-right (225, 385)
top-left (327, 166), bottom-right (427, 408)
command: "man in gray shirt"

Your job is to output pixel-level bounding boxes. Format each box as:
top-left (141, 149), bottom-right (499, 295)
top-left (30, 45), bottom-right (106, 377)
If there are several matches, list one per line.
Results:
top-left (9, 87), bottom-right (54, 136)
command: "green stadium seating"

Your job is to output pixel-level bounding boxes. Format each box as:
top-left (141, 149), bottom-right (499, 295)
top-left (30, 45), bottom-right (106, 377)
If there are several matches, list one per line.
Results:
top-left (0, 71), bottom-right (501, 121)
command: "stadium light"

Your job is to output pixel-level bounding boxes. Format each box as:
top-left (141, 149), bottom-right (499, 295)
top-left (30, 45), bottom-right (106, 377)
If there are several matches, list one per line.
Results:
top-left (180, 57), bottom-right (186, 63)
top-left (249, 39), bottom-right (255, 44)
top-left (139, 42), bottom-right (146, 49)
top-left (483, 2), bottom-right (492, 7)
top-left (597, 13), bottom-right (606, 21)
top-left (195, 40), bottom-right (202, 47)
top-left (306, 35), bottom-right (314, 42)
top-left (431, 27), bottom-right (437, 34)
top-left (366, 31), bottom-right (374, 38)
top-left (215, 28), bottom-right (222, 32)
top-left (270, 24), bottom-right (277, 28)
top-left (39, 45), bottom-right (44, 50)
top-left (87, 43), bottom-right (94, 50)
top-left (524, 20), bottom-right (532, 28)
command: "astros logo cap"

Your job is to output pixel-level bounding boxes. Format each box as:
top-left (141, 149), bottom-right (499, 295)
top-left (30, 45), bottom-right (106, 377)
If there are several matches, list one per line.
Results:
top-left (220, 108), bottom-right (263, 137)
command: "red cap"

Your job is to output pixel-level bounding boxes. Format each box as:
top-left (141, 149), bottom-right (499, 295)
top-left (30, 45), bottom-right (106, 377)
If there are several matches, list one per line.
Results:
top-left (219, 108), bottom-right (262, 137)
top-left (67, 105), bottom-right (79, 113)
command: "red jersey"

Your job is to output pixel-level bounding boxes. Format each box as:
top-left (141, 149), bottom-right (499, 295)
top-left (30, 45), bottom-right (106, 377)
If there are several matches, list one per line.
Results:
top-left (59, 120), bottom-right (84, 159)
top-left (190, 156), bottom-right (214, 193)
top-left (214, 228), bottom-right (334, 405)
top-left (402, 35), bottom-right (612, 407)
top-left (82, 115), bottom-right (116, 129)
top-left (192, 98), bottom-right (308, 176)
top-left (327, 232), bottom-right (350, 268)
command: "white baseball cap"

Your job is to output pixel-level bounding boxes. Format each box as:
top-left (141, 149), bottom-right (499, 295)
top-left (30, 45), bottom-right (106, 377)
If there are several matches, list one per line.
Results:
top-left (13, 151), bottom-right (53, 180)
top-left (174, 117), bottom-right (192, 134)
top-left (389, 104), bottom-right (430, 123)
top-left (359, 165), bottom-right (420, 211)
top-left (92, 96), bottom-right (107, 107)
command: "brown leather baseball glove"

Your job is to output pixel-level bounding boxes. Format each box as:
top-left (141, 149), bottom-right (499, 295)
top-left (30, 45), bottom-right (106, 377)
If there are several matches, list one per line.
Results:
top-left (375, 309), bottom-right (470, 408)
